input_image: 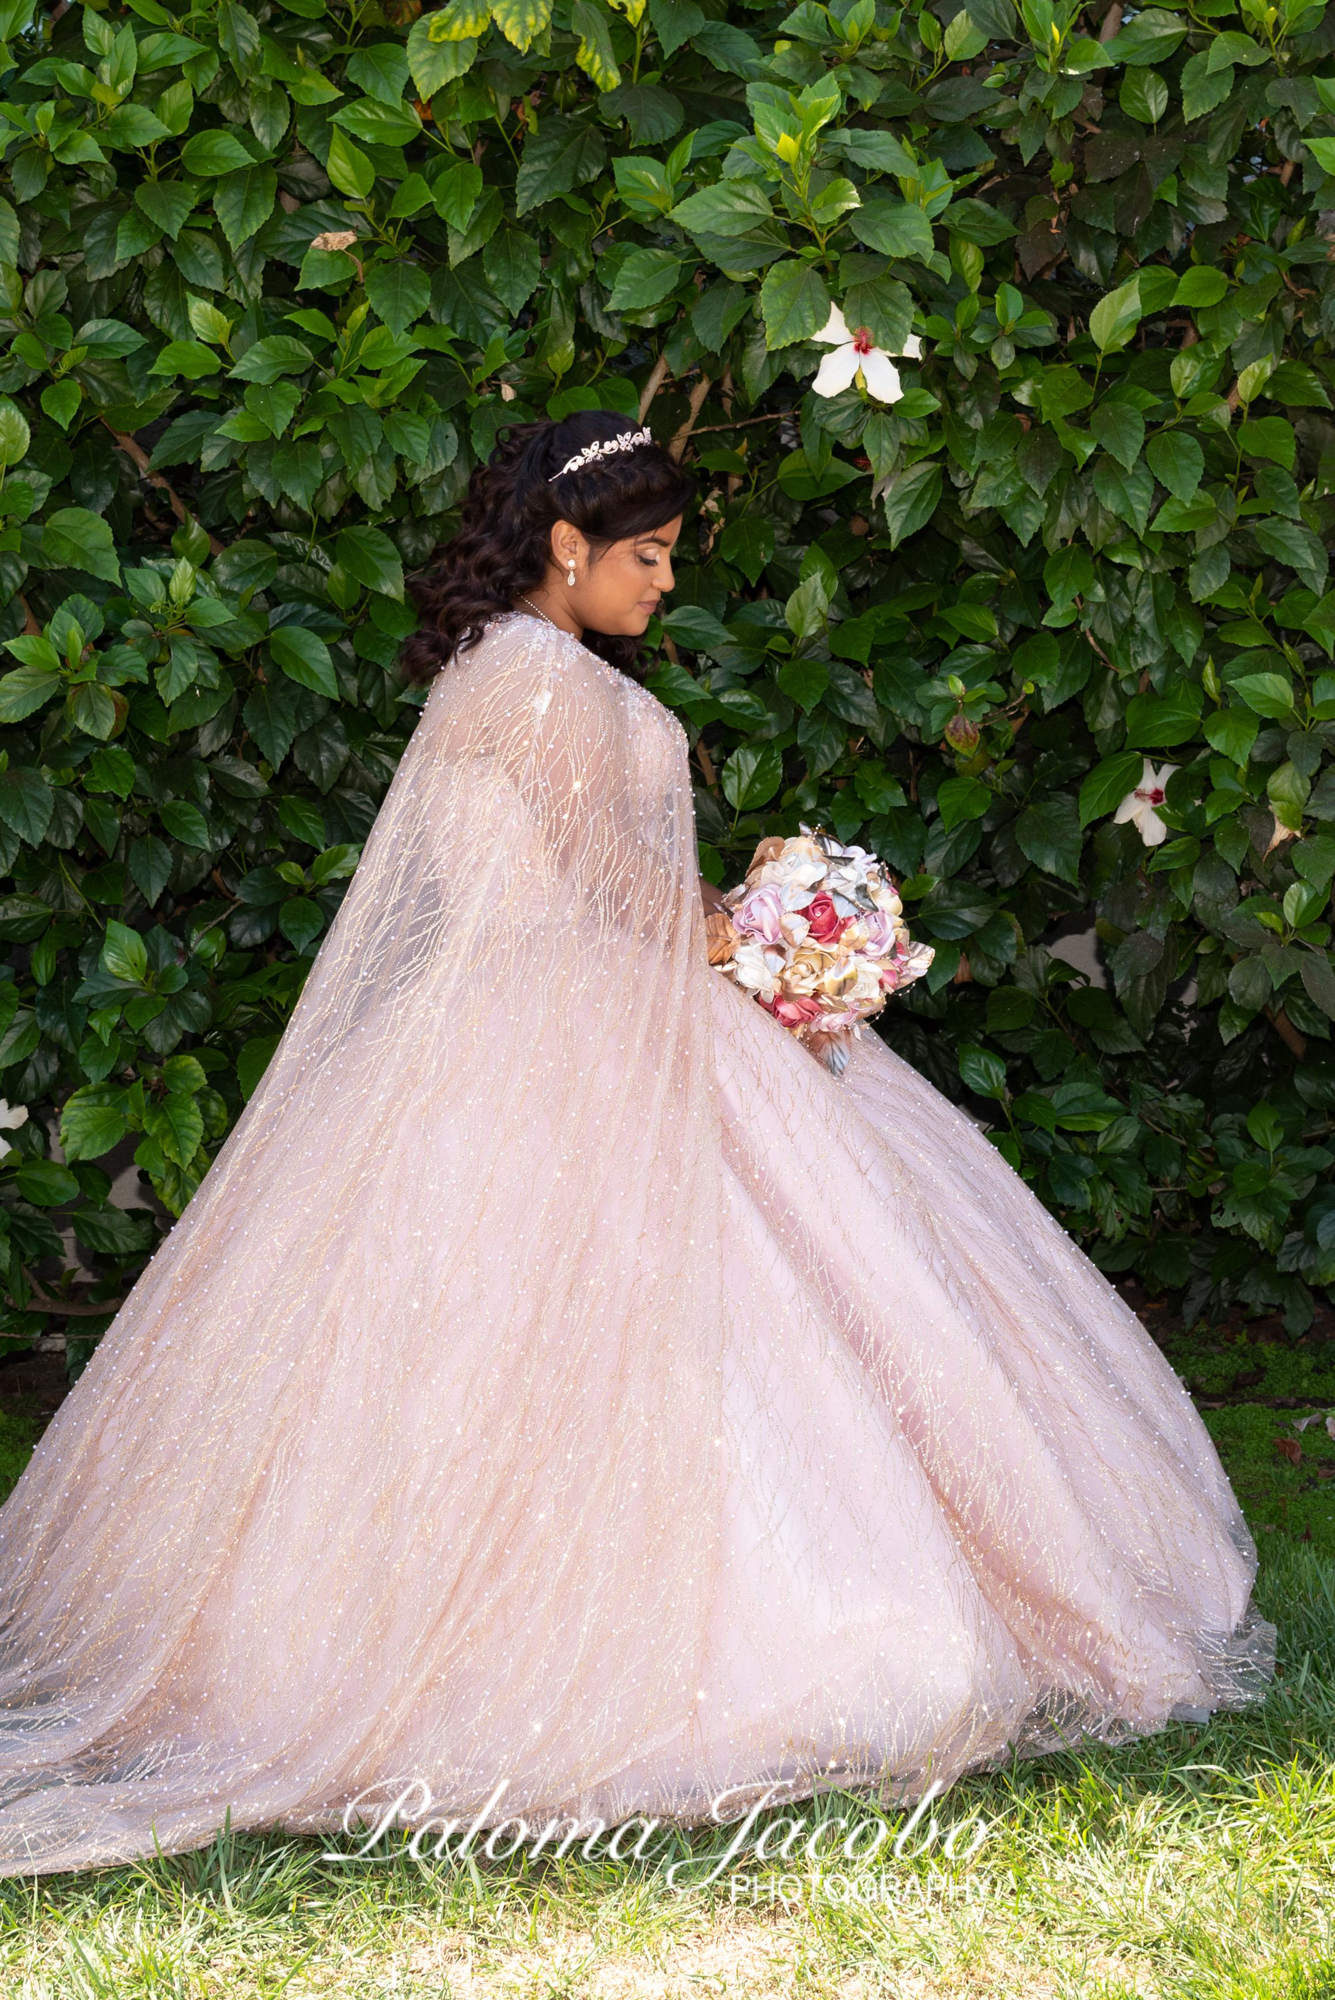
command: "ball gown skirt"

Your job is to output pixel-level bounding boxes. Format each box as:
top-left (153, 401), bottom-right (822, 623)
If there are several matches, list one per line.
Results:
top-left (0, 612), bottom-right (1276, 1875)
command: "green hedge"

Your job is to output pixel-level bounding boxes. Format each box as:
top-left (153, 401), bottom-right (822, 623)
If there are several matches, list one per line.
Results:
top-left (0, 0), bottom-right (1334, 1357)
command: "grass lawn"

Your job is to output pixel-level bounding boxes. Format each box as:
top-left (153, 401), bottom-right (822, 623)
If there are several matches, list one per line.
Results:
top-left (0, 1343), bottom-right (1329, 2000)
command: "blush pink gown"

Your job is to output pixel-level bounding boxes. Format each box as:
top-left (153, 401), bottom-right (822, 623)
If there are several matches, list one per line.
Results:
top-left (0, 612), bottom-right (1275, 1874)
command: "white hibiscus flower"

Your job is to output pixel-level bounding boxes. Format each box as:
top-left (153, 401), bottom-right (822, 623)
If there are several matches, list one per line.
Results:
top-left (1114, 758), bottom-right (1179, 847)
top-left (812, 305), bottom-right (922, 403)
top-left (0, 1099), bottom-right (28, 1160)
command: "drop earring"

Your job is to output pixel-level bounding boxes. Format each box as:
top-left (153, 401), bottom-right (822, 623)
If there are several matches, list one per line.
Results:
top-left (566, 561), bottom-right (577, 587)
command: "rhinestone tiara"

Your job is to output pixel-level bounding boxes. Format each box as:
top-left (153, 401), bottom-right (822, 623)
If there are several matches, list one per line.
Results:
top-left (549, 426), bottom-right (652, 481)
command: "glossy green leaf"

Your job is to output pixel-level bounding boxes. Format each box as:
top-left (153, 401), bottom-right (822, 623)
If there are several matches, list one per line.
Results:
top-left (180, 129), bottom-right (256, 175)
top-left (214, 163), bottom-right (277, 249)
top-left (1146, 430), bottom-right (1204, 502)
top-left (41, 508), bottom-right (120, 583)
top-left (492, 0), bottom-right (553, 52)
top-left (1079, 750), bottom-right (1145, 825)
top-left (366, 261), bottom-right (431, 333)
top-left (881, 462), bottom-right (941, 549)
top-left (721, 742), bottom-right (783, 810)
top-left (325, 129), bottom-right (376, 200)
top-left (406, 20), bottom-right (478, 97)
top-left (849, 198), bottom-right (935, 261)
top-left (1232, 672), bottom-right (1297, 719)
top-left (60, 1083), bottom-right (130, 1161)
top-left (270, 625), bottom-right (338, 698)
top-left (759, 260), bottom-right (830, 349)
top-left (1089, 277), bottom-right (1142, 354)
top-left (335, 526), bottom-right (404, 600)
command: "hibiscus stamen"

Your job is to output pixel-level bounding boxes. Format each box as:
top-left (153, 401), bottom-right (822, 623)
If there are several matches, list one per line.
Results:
top-left (851, 326), bottom-right (875, 355)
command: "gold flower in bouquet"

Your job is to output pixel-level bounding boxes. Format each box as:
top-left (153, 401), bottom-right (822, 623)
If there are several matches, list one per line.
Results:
top-left (711, 827), bottom-right (934, 1074)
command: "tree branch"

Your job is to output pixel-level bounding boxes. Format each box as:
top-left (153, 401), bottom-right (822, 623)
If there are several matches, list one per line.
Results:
top-left (102, 420), bottom-right (225, 556)
top-left (1266, 1005), bottom-right (1307, 1060)
top-left (638, 352), bottom-right (672, 422)
top-left (9, 1266), bottom-right (124, 1316)
top-left (688, 409), bottom-right (796, 438)
top-left (669, 374), bottom-right (712, 462)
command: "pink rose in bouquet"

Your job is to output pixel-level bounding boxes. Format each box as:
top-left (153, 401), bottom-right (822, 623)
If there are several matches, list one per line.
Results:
top-left (860, 911), bottom-right (899, 956)
top-left (732, 885), bottom-right (787, 946)
top-left (765, 994), bottom-right (825, 1029)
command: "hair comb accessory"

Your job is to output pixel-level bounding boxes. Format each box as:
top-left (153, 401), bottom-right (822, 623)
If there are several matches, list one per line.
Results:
top-left (549, 427), bottom-right (652, 481)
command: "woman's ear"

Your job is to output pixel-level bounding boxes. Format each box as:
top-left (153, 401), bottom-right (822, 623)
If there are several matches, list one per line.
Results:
top-left (549, 520), bottom-right (586, 573)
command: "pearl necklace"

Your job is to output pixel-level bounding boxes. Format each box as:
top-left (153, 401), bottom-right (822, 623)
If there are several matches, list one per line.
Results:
top-left (517, 594), bottom-right (560, 631)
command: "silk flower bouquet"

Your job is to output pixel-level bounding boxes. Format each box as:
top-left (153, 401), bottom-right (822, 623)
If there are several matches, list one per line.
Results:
top-left (709, 827), bottom-right (935, 1075)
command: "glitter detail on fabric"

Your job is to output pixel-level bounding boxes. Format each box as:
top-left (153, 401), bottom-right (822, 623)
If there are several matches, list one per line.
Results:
top-left (0, 612), bottom-right (1275, 1874)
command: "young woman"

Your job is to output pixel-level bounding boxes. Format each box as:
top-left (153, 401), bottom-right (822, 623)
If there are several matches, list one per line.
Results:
top-left (0, 412), bottom-right (1274, 1876)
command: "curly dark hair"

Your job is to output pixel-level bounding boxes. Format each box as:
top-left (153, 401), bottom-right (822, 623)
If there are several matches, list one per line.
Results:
top-left (400, 411), bottom-right (695, 685)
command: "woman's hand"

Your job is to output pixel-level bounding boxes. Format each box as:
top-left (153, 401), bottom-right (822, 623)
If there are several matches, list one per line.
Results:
top-left (700, 878), bottom-right (737, 965)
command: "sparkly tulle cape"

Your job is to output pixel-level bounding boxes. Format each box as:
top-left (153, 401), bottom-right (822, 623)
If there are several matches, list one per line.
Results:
top-left (0, 612), bottom-right (1275, 1874)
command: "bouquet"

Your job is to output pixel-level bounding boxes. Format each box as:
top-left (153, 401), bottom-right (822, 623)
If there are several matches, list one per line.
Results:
top-left (708, 826), bottom-right (935, 1075)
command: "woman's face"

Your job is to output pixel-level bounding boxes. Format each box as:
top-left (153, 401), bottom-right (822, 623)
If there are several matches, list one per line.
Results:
top-left (552, 516), bottom-right (682, 636)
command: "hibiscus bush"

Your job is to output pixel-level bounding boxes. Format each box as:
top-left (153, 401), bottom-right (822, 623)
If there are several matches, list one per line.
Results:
top-left (2, 0), bottom-right (1335, 1362)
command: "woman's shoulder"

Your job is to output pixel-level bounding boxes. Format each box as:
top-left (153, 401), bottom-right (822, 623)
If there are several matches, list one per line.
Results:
top-left (426, 612), bottom-right (683, 751)
top-left (425, 611), bottom-right (616, 729)
top-left (425, 610), bottom-right (569, 684)
top-left (450, 612), bottom-right (652, 702)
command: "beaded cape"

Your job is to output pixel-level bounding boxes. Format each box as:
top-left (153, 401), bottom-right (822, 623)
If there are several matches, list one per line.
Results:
top-left (0, 612), bottom-right (1275, 1874)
